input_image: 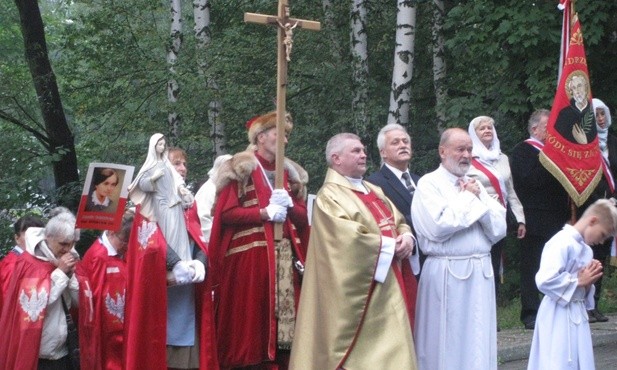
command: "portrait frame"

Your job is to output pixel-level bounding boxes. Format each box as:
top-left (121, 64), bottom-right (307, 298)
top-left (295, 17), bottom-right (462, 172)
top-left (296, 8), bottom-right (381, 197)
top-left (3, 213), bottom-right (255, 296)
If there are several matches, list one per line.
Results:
top-left (76, 162), bottom-right (135, 231)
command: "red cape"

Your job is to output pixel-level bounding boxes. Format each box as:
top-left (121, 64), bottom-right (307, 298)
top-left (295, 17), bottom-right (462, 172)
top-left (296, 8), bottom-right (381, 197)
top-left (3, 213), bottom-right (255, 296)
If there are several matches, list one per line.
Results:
top-left (123, 204), bottom-right (219, 370)
top-left (75, 238), bottom-right (127, 370)
top-left (0, 253), bottom-right (55, 370)
top-left (123, 207), bottom-right (168, 370)
top-left (0, 249), bottom-right (22, 313)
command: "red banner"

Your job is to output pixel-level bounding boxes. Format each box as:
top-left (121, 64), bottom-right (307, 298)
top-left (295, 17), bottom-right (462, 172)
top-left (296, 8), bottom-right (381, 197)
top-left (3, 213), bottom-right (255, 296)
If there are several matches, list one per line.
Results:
top-left (539, 0), bottom-right (602, 206)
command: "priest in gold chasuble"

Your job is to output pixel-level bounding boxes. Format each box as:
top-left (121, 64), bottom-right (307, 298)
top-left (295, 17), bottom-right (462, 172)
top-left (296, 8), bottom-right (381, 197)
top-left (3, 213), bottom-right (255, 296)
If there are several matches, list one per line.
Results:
top-left (289, 133), bottom-right (418, 370)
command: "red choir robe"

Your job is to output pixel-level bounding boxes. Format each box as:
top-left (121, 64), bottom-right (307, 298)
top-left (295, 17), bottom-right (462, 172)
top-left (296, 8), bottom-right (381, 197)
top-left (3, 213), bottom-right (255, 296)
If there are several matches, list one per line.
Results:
top-left (209, 152), bottom-right (309, 368)
top-left (75, 237), bottom-right (127, 370)
top-left (0, 253), bottom-right (55, 370)
top-left (123, 205), bottom-right (219, 370)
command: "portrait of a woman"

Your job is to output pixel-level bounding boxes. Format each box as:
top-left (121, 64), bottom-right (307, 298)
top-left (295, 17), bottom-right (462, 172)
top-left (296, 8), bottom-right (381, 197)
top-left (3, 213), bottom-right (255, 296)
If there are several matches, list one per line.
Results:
top-left (85, 167), bottom-right (119, 213)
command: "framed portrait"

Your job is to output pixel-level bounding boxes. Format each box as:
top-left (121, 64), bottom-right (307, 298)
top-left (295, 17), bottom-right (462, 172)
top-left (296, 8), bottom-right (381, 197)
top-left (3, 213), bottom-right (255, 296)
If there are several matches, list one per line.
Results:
top-left (77, 162), bottom-right (134, 231)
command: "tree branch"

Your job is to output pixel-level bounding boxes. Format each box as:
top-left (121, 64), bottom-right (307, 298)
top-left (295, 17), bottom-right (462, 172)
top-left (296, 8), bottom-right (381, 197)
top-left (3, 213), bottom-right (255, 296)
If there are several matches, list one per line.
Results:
top-left (0, 108), bottom-right (50, 150)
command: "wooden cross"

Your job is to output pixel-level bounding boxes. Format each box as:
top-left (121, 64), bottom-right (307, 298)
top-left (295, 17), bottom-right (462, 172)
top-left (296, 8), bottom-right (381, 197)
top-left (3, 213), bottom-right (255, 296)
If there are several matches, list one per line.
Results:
top-left (245, 1), bottom-right (320, 239)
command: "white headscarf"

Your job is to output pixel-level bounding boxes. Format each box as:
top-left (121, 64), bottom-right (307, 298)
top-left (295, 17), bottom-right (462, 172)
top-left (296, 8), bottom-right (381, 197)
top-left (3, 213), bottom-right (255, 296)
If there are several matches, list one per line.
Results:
top-left (128, 133), bottom-right (186, 220)
top-left (468, 116), bottom-right (501, 163)
top-left (592, 98), bottom-right (612, 160)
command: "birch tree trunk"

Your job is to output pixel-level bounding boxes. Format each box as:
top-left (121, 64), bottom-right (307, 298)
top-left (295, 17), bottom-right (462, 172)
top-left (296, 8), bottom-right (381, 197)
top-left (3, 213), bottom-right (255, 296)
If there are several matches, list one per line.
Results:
top-left (350, 0), bottom-right (369, 138)
top-left (388, 0), bottom-right (416, 126)
top-left (432, 0), bottom-right (447, 133)
top-left (167, 0), bottom-right (182, 143)
top-left (14, 0), bottom-right (80, 209)
top-left (193, 0), bottom-right (226, 156)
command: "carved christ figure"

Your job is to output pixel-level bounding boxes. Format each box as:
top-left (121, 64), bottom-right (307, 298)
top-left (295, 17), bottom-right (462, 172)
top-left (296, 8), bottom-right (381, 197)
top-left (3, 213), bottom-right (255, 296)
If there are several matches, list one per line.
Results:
top-left (278, 20), bottom-right (298, 62)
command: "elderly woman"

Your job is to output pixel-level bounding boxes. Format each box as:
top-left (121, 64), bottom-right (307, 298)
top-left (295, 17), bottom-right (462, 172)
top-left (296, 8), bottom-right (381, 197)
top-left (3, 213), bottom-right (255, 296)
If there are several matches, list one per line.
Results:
top-left (0, 207), bottom-right (80, 370)
top-left (467, 116), bottom-right (526, 296)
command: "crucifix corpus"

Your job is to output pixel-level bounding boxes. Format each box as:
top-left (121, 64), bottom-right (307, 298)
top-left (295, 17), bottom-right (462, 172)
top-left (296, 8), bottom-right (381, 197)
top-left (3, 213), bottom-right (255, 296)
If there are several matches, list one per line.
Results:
top-left (245, 1), bottom-right (320, 239)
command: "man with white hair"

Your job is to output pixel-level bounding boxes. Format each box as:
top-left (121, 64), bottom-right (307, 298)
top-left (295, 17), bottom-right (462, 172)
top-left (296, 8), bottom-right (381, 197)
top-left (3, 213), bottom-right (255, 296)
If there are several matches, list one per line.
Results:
top-left (0, 207), bottom-right (80, 370)
top-left (412, 128), bottom-right (506, 370)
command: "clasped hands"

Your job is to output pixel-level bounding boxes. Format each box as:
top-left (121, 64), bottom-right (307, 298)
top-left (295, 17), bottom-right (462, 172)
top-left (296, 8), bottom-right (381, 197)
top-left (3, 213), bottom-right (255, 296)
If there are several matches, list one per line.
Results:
top-left (394, 233), bottom-right (415, 259)
top-left (459, 178), bottom-right (480, 197)
top-left (265, 189), bottom-right (293, 223)
top-left (577, 259), bottom-right (603, 288)
top-left (172, 260), bottom-right (206, 285)
top-left (57, 251), bottom-right (79, 276)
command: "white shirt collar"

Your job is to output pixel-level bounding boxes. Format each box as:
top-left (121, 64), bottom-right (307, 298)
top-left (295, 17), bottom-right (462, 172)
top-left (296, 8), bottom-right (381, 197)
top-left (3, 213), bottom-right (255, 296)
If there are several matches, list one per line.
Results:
top-left (345, 176), bottom-right (369, 194)
top-left (101, 232), bottom-right (118, 257)
top-left (91, 192), bottom-right (111, 207)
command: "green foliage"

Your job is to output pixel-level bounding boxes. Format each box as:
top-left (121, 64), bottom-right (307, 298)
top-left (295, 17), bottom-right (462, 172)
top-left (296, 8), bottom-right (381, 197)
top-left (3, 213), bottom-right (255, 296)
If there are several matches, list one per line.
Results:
top-left (3, 0), bottom-right (617, 274)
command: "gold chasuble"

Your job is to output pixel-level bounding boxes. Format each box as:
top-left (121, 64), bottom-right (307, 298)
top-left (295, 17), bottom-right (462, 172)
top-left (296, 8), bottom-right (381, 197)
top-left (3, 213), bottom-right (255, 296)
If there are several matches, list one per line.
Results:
top-left (289, 169), bottom-right (417, 370)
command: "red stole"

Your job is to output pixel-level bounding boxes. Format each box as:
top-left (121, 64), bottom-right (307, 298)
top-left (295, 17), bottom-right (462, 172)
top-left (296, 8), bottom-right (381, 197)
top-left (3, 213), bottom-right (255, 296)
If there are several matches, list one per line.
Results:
top-left (0, 253), bottom-right (54, 370)
top-left (123, 207), bottom-right (168, 370)
top-left (354, 190), bottom-right (417, 331)
top-left (471, 158), bottom-right (505, 206)
top-left (76, 239), bottom-right (127, 370)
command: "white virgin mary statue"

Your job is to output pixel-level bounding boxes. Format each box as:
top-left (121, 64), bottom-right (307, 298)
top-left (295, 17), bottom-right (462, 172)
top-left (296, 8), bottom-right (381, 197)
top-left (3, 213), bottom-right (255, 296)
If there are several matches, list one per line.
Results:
top-left (129, 133), bottom-right (193, 261)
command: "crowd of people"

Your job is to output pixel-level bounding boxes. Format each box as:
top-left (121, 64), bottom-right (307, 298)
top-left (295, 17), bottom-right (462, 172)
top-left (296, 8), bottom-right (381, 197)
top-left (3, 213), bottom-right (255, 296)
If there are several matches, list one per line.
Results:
top-left (0, 105), bottom-right (616, 370)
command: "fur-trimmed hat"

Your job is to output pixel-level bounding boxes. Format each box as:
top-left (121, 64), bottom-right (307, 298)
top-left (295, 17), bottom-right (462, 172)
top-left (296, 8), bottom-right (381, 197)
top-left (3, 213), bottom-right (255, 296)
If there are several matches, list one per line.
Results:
top-left (246, 111), bottom-right (293, 144)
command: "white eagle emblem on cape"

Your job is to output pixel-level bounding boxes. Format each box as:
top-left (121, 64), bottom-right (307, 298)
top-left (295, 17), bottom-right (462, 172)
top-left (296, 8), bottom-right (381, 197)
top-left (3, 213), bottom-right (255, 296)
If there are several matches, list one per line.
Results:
top-left (19, 287), bottom-right (48, 322)
top-left (105, 291), bottom-right (125, 322)
top-left (138, 220), bottom-right (157, 249)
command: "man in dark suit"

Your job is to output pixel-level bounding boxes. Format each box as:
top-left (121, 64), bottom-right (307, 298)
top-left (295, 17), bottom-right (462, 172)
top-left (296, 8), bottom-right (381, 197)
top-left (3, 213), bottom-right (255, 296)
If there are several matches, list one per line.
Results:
top-left (510, 109), bottom-right (570, 329)
top-left (367, 123), bottom-right (423, 268)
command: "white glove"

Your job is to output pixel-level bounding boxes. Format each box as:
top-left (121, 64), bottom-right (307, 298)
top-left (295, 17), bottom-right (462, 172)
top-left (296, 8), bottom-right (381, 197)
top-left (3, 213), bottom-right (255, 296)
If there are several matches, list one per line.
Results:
top-left (265, 203), bottom-right (287, 223)
top-left (270, 189), bottom-right (293, 208)
top-left (172, 260), bottom-right (192, 285)
top-left (187, 260), bottom-right (206, 283)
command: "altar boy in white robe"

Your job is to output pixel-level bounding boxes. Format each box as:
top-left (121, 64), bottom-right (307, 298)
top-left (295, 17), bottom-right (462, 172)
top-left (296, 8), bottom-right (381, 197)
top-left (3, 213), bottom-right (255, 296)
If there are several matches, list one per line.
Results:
top-left (412, 128), bottom-right (506, 370)
top-left (528, 199), bottom-right (617, 370)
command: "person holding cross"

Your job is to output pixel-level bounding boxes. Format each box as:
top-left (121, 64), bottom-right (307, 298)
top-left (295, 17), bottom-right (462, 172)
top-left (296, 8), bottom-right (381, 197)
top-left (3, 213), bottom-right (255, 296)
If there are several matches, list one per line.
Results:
top-left (208, 111), bottom-right (309, 369)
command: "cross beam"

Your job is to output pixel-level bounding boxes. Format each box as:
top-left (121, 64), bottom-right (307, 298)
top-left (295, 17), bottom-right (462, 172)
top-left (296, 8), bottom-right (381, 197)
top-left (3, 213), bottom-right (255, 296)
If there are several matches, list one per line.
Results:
top-left (245, 1), bottom-right (320, 240)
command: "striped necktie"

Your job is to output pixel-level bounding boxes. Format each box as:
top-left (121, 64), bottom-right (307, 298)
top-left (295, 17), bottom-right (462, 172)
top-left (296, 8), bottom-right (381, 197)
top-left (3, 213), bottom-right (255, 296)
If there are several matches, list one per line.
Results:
top-left (401, 172), bottom-right (415, 194)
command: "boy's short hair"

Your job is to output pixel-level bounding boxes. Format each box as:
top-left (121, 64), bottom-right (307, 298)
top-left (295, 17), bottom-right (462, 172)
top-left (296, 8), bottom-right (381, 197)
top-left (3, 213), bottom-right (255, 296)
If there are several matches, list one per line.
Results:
top-left (582, 199), bottom-right (617, 234)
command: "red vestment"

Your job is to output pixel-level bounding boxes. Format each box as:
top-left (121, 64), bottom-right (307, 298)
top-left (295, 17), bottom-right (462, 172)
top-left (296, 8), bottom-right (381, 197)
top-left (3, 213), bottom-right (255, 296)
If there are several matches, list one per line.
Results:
top-left (75, 238), bottom-right (127, 370)
top-left (0, 253), bottom-right (55, 370)
top-left (209, 154), bottom-right (309, 368)
top-left (0, 249), bottom-right (22, 312)
top-left (123, 205), bottom-right (219, 370)
top-left (123, 208), bottom-right (168, 370)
